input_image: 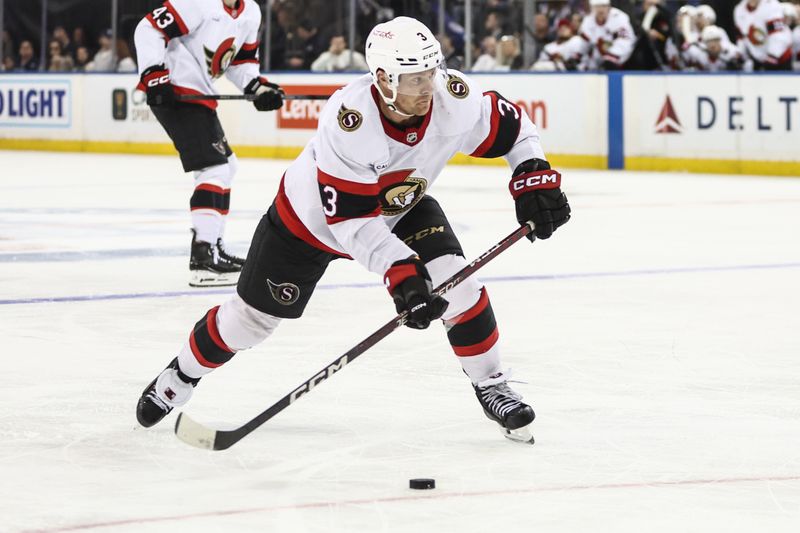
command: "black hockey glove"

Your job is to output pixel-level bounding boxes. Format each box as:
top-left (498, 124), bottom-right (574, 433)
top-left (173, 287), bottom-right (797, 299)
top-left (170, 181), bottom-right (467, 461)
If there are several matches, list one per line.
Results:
top-left (510, 158), bottom-right (571, 241)
top-left (140, 64), bottom-right (175, 107)
top-left (245, 77), bottom-right (284, 111)
top-left (384, 257), bottom-right (449, 330)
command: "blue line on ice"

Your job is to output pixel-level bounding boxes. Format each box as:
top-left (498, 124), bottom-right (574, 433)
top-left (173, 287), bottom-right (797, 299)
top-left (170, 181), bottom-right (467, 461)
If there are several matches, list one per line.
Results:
top-left (1, 262), bottom-right (799, 306)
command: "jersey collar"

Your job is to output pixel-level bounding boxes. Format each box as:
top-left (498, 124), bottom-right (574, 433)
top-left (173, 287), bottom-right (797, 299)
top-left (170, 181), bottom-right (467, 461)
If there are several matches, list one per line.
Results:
top-left (370, 85), bottom-right (433, 147)
top-left (222, 0), bottom-right (245, 19)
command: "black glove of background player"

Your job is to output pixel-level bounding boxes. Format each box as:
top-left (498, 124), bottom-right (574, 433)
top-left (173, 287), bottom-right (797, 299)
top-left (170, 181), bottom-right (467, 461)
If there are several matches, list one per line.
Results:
top-left (509, 158), bottom-right (571, 241)
top-left (384, 257), bottom-right (449, 330)
top-left (244, 77), bottom-right (284, 111)
top-left (140, 64), bottom-right (175, 107)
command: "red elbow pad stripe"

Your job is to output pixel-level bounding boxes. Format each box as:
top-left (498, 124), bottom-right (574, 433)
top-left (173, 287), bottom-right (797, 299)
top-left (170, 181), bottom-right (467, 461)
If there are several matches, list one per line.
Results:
top-left (508, 170), bottom-right (562, 200)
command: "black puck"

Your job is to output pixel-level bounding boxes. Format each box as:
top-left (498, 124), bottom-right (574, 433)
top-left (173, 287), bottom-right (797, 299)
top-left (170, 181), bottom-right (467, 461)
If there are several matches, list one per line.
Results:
top-left (409, 478), bottom-right (435, 490)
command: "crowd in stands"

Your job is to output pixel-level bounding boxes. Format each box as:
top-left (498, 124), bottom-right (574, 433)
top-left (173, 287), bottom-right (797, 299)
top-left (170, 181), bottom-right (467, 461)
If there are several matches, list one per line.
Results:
top-left (2, 0), bottom-right (799, 73)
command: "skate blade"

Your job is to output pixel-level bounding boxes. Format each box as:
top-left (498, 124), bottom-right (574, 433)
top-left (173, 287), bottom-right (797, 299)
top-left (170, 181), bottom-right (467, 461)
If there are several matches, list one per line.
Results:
top-left (499, 424), bottom-right (535, 445)
top-left (189, 270), bottom-right (239, 287)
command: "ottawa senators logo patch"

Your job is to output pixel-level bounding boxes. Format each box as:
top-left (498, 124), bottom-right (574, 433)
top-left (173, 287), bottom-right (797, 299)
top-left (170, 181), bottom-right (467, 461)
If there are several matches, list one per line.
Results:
top-left (204, 37), bottom-right (236, 79)
top-left (446, 75), bottom-right (469, 99)
top-left (337, 104), bottom-right (362, 132)
top-left (379, 171), bottom-right (427, 216)
top-left (267, 279), bottom-right (300, 305)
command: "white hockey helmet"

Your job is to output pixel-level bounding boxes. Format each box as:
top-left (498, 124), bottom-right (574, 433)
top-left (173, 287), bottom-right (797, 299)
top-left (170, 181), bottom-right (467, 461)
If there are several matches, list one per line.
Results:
top-left (589, 0), bottom-right (611, 6)
top-left (677, 5), bottom-right (698, 17)
top-left (696, 5), bottom-right (717, 25)
top-left (366, 17), bottom-right (444, 112)
top-left (701, 25), bottom-right (725, 43)
top-left (782, 2), bottom-right (797, 23)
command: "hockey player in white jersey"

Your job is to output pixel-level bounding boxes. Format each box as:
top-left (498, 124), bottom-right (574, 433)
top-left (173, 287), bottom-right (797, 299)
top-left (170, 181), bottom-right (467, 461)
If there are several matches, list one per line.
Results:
top-left (683, 25), bottom-right (744, 71)
top-left (576, 0), bottom-right (636, 70)
top-left (784, 2), bottom-right (800, 70)
top-left (136, 17), bottom-right (570, 444)
top-left (531, 19), bottom-right (584, 71)
top-left (134, 0), bottom-right (284, 287)
top-left (734, 0), bottom-right (793, 70)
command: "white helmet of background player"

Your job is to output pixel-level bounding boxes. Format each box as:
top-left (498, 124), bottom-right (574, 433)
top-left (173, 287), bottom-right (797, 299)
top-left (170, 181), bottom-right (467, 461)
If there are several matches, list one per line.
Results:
top-left (696, 5), bottom-right (716, 27)
top-left (365, 17), bottom-right (444, 114)
top-left (782, 2), bottom-right (797, 24)
top-left (701, 25), bottom-right (726, 43)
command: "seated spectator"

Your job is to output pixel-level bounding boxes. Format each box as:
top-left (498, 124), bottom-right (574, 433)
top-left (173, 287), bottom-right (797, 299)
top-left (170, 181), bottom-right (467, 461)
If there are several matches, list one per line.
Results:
top-left (683, 25), bottom-right (743, 71)
top-left (472, 36), bottom-right (498, 71)
top-left (576, 0), bottom-right (635, 70)
top-left (53, 26), bottom-right (75, 60)
top-left (493, 35), bottom-right (523, 71)
top-left (310, 33), bottom-right (368, 72)
top-left (2, 55), bottom-right (14, 72)
top-left (483, 11), bottom-right (506, 41)
top-left (86, 30), bottom-right (116, 72)
top-left (532, 19), bottom-right (584, 71)
top-left (18, 40), bottom-right (39, 71)
top-left (47, 39), bottom-right (74, 72)
top-left (116, 39), bottom-right (137, 72)
top-left (437, 33), bottom-right (464, 70)
top-left (73, 27), bottom-right (87, 51)
top-left (531, 13), bottom-right (555, 63)
top-left (74, 46), bottom-right (90, 72)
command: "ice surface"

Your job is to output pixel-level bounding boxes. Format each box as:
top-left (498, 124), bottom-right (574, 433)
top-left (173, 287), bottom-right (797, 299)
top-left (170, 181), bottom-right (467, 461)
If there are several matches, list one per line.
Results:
top-left (1, 151), bottom-right (799, 532)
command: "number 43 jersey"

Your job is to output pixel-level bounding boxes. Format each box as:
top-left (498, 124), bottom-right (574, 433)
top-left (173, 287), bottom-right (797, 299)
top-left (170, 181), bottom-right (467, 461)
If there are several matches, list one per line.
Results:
top-left (135, 0), bottom-right (262, 109)
top-left (277, 70), bottom-right (547, 277)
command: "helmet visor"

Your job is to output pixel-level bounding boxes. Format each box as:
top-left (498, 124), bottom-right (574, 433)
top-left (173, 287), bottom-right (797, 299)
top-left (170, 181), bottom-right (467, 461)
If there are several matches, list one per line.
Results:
top-left (395, 67), bottom-right (440, 97)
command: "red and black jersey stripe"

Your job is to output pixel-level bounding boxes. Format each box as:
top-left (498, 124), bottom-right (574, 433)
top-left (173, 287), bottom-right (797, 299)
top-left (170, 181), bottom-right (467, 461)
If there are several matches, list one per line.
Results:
top-left (232, 42), bottom-right (259, 66)
top-left (191, 183), bottom-right (230, 215)
top-left (470, 91), bottom-right (523, 159)
top-left (317, 169), bottom-right (381, 225)
top-left (189, 306), bottom-right (236, 368)
top-left (146, 1), bottom-right (189, 42)
top-left (766, 19), bottom-right (785, 35)
top-left (446, 287), bottom-right (499, 357)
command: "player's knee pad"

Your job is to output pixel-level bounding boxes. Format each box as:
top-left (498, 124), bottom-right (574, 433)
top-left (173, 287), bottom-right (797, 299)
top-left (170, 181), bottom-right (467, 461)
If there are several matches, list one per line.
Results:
top-left (191, 163), bottom-right (230, 216)
top-left (216, 294), bottom-right (282, 351)
top-left (425, 254), bottom-right (483, 320)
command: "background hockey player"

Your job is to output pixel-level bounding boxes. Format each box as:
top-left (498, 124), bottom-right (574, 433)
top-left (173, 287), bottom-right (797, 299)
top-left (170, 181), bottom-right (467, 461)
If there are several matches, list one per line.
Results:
top-left (683, 25), bottom-right (744, 71)
top-left (136, 17), bottom-right (570, 444)
top-left (734, 0), bottom-right (794, 70)
top-left (576, 0), bottom-right (635, 70)
top-left (531, 19), bottom-right (584, 71)
top-left (134, 0), bottom-right (284, 287)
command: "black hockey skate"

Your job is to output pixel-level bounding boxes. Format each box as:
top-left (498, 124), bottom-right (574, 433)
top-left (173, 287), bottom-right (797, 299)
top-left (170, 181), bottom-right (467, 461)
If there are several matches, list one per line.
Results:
top-left (136, 358), bottom-right (200, 428)
top-left (474, 375), bottom-right (535, 444)
top-left (189, 230), bottom-right (241, 287)
top-left (216, 238), bottom-right (245, 267)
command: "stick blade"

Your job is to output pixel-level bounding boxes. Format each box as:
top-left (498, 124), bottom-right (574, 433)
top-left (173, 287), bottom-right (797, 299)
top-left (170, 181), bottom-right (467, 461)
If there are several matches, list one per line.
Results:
top-left (174, 412), bottom-right (217, 450)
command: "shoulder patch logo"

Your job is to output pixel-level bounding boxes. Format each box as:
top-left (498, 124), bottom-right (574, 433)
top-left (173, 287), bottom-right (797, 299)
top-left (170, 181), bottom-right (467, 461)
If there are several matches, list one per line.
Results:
top-left (337, 104), bottom-right (363, 132)
top-left (267, 279), bottom-right (300, 306)
top-left (446, 75), bottom-right (469, 99)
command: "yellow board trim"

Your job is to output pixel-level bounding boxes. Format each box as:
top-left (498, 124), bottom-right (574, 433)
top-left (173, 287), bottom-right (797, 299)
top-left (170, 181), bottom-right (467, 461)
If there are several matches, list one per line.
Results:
top-left (626, 156), bottom-right (800, 177)
top-left (0, 138), bottom-right (606, 170)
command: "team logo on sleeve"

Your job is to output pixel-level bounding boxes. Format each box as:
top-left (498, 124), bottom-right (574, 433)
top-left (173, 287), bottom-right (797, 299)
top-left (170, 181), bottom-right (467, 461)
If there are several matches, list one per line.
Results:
top-left (204, 37), bottom-right (237, 78)
top-left (337, 105), bottom-right (363, 132)
top-left (267, 279), bottom-right (300, 305)
top-left (378, 169), bottom-right (428, 216)
top-left (446, 75), bottom-right (469, 99)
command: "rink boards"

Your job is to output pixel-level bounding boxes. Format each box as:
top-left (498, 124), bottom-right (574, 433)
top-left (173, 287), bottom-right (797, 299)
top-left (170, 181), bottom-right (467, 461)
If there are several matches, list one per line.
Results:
top-left (0, 72), bottom-right (798, 176)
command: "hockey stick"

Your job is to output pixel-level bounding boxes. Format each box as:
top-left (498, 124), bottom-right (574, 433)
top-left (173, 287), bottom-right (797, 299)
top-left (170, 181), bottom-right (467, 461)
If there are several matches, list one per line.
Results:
top-left (175, 222), bottom-right (534, 451)
top-left (177, 94), bottom-right (329, 101)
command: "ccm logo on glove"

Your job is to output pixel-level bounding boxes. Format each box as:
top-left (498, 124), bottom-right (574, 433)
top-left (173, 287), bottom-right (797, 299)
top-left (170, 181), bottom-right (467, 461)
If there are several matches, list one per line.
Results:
top-left (509, 171), bottom-right (562, 199)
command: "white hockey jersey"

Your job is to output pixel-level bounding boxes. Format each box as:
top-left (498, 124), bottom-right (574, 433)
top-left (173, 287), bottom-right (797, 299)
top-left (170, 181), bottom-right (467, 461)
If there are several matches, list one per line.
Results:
top-left (533, 36), bottom-right (585, 71)
top-left (682, 40), bottom-right (743, 71)
top-left (794, 26), bottom-right (800, 70)
top-left (134, 0), bottom-right (262, 109)
top-left (734, 0), bottom-right (793, 65)
top-left (577, 8), bottom-right (636, 69)
top-left (276, 71), bottom-right (546, 276)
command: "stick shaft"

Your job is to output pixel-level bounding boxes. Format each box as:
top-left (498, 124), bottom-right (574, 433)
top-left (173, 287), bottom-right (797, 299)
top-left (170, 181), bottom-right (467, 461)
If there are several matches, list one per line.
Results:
top-left (177, 94), bottom-right (329, 101)
top-left (176, 223), bottom-right (533, 450)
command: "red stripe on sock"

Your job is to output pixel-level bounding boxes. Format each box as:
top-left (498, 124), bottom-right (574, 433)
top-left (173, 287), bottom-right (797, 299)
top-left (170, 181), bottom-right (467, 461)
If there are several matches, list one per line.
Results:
top-left (206, 306), bottom-right (234, 353)
top-left (189, 331), bottom-right (224, 368)
top-left (452, 327), bottom-right (499, 357)
top-left (448, 287), bottom-right (489, 325)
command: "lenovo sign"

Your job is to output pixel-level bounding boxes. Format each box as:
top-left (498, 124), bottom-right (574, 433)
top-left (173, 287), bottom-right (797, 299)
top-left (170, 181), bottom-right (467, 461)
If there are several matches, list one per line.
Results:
top-left (277, 85), bottom-right (340, 129)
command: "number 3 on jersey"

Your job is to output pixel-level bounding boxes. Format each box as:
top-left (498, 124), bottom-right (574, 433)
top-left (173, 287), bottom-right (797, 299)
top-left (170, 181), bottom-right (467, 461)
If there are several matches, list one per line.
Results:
top-left (322, 185), bottom-right (338, 216)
